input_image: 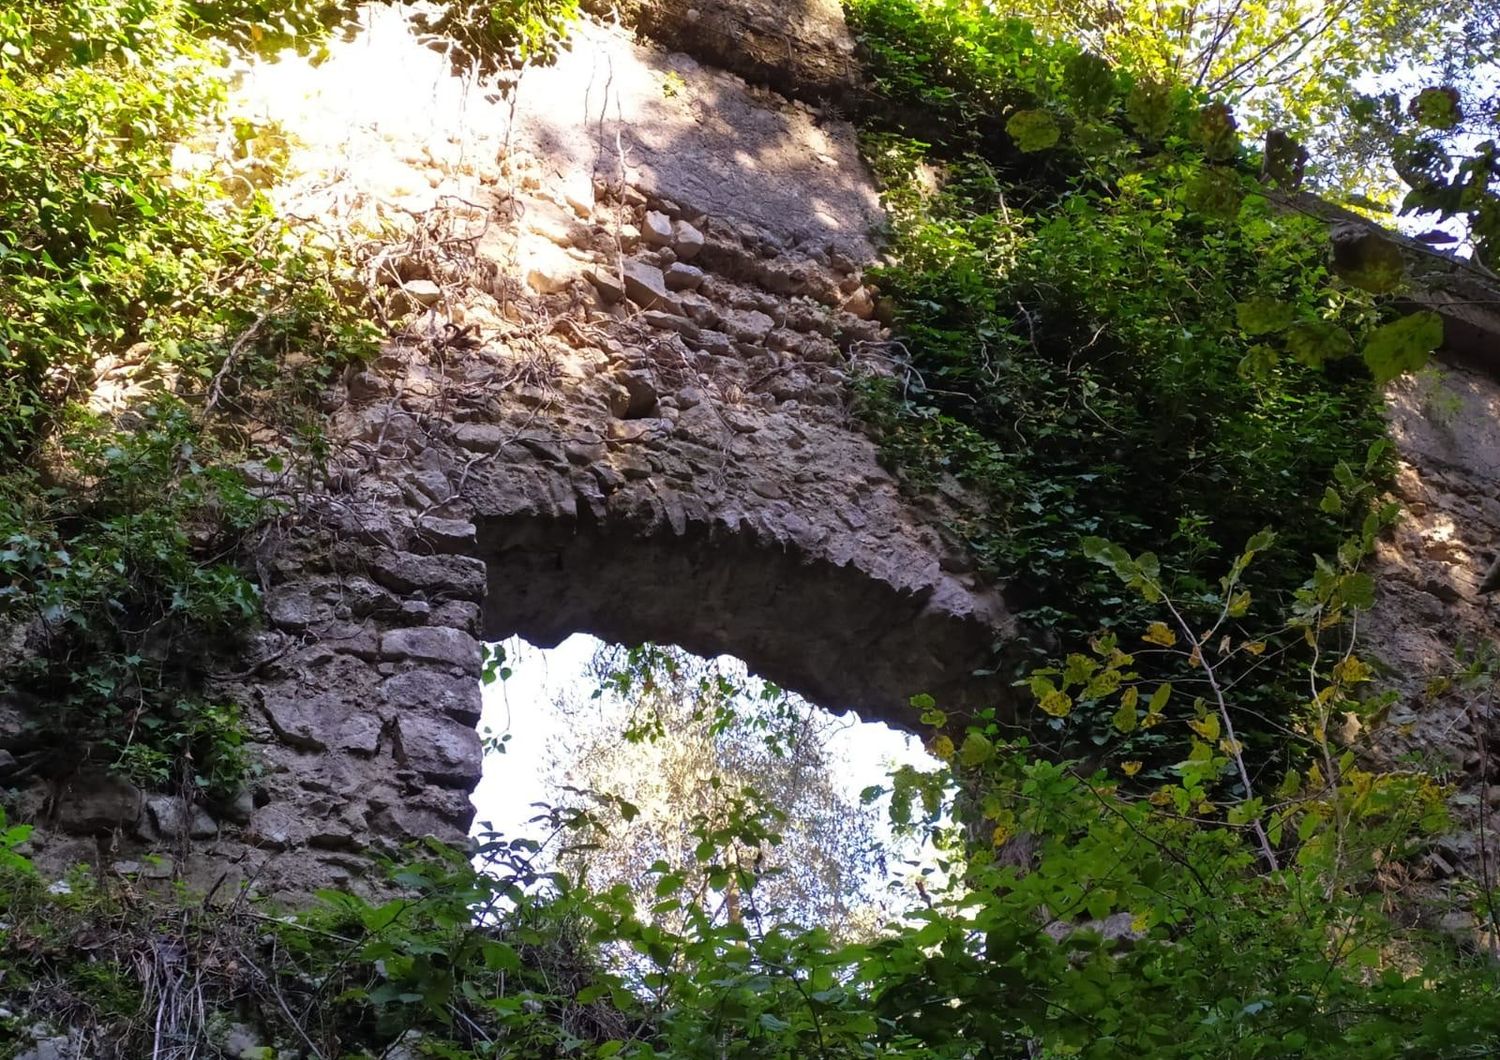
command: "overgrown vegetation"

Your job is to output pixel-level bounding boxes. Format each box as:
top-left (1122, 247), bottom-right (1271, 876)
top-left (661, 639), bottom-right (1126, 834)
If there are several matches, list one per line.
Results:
top-left (4, 0), bottom-right (1500, 1056)
top-left (844, 0), bottom-right (1453, 773)
top-left (0, 0), bottom-right (389, 806)
top-left (0, 0), bottom-right (578, 806)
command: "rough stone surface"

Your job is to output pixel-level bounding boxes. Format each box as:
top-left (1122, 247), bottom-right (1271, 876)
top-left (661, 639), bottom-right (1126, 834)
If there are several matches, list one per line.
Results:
top-left (513, 19), bottom-right (881, 261)
top-left (587, 0), bottom-right (862, 108)
top-left (34, 1), bottom-right (1500, 912)
top-left (0, 6), bottom-right (1009, 898)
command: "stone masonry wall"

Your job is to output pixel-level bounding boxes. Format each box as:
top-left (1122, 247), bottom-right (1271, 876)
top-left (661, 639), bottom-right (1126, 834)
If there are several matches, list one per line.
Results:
top-left (7, 0), bottom-right (1500, 912)
top-left (5, 7), bottom-right (1015, 898)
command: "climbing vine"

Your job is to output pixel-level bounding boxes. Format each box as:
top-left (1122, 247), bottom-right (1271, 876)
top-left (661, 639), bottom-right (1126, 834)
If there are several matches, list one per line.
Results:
top-left (0, 0), bottom-right (577, 806)
top-left (842, 0), bottom-right (1461, 775)
top-left (3, 1), bottom-right (1500, 1057)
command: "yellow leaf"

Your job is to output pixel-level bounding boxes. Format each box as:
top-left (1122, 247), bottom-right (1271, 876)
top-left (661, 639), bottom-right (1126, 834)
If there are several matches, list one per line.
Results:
top-left (1120, 686), bottom-right (1140, 709)
top-left (992, 823), bottom-right (1013, 847)
top-left (932, 734), bottom-right (955, 761)
top-left (1187, 644), bottom-right (1202, 668)
top-left (1227, 591), bottom-right (1251, 617)
top-left (1121, 760), bottom-right (1143, 777)
top-left (1243, 640), bottom-right (1267, 656)
top-left (1188, 714), bottom-right (1221, 741)
top-left (1142, 621), bottom-right (1177, 647)
top-left (1332, 655), bottom-right (1372, 685)
top-left (1040, 689), bottom-right (1073, 717)
top-left (1219, 737), bottom-right (1243, 755)
top-left (1148, 788), bottom-right (1175, 807)
top-left (1142, 711), bottom-right (1164, 729)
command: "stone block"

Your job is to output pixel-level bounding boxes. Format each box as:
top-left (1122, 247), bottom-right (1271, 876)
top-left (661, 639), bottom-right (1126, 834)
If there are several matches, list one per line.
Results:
top-left (370, 552), bottom-right (488, 600)
top-left (642, 209), bottom-right (674, 246)
top-left (145, 795), bottom-right (218, 839)
top-left (260, 691), bottom-right (335, 751)
top-left (400, 715), bottom-right (483, 788)
top-left (382, 670), bottom-right (483, 724)
top-left (54, 773), bottom-right (143, 834)
top-left (673, 219), bottom-right (705, 260)
top-left (621, 260), bottom-right (682, 313)
top-left (381, 628), bottom-right (482, 674)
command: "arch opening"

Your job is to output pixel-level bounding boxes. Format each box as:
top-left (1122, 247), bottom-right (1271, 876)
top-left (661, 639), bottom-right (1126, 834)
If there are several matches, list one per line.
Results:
top-left (468, 632), bottom-right (940, 934)
top-left (474, 512), bottom-right (1016, 734)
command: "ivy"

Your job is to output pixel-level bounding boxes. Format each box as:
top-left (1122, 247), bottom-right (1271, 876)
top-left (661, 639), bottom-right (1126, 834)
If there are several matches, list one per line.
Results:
top-left (0, 0), bottom-right (578, 805)
top-left (843, 0), bottom-right (1427, 777)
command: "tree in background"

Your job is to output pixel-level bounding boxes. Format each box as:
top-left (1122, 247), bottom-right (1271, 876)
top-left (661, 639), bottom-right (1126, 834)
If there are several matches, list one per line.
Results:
top-left (996, 0), bottom-right (1500, 207)
top-left (539, 644), bottom-right (908, 944)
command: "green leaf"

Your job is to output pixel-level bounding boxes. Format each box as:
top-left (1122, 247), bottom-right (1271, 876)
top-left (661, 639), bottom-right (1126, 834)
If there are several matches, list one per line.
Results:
top-left (1285, 321), bottom-right (1354, 367)
top-left (1235, 296), bottom-right (1294, 335)
top-left (1126, 79), bottom-right (1174, 140)
top-left (1185, 166), bottom-right (1244, 220)
top-left (1063, 52), bottom-right (1115, 115)
top-left (1238, 343), bottom-right (1279, 379)
top-left (1245, 529), bottom-right (1276, 553)
top-left (959, 730), bottom-right (995, 767)
top-left (1411, 86), bottom-right (1461, 130)
top-left (1006, 109), bottom-right (1061, 152)
top-left (1338, 572), bottom-right (1376, 609)
top-left (1190, 102), bottom-right (1239, 161)
top-left (481, 940), bottom-right (521, 972)
top-left (1331, 228), bottom-right (1405, 293)
top-left (1362, 311), bottom-right (1442, 384)
top-left (1112, 698), bottom-right (1138, 733)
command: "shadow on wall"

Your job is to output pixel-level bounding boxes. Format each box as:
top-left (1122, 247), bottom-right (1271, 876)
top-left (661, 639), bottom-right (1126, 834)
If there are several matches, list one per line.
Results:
top-left (476, 512), bottom-right (1014, 731)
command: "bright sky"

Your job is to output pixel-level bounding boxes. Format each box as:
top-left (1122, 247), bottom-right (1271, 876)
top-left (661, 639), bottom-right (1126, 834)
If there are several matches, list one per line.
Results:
top-left (469, 634), bottom-right (938, 857)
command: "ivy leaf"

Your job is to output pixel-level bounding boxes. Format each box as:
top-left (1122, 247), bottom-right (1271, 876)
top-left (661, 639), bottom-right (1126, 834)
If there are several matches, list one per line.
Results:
top-left (1188, 713), bottom-right (1221, 741)
top-left (1126, 79), bottom-right (1174, 141)
top-left (1338, 572), bottom-right (1376, 609)
top-left (481, 940), bottom-right (521, 972)
top-left (1142, 622), bottom-right (1177, 647)
top-left (1330, 226), bottom-right (1405, 293)
top-left (1235, 296), bottom-right (1294, 335)
top-left (1362, 311), bottom-right (1442, 384)
top-left (1074, 120), bottom-right (1125, 158)
top-left (960, 730), bottom-right (995, 767)
top-left (1410, 86), bottom-right (1462, 130)
top-left (1185, 166), bottom-right (1244, 220)
top-left (1238, 343), bottom-right (1279, 379)
top-left (1063, 52), bottom-right (1115, 115)
top-left (1262, 128), bottom-right (1308, 189)
top-left (1190, 102), bottom-right (1239, 161)
top-left (1285, 321), bottom-right (1354, 367)
top-left (1006, 109), bottom-right (1061, 152)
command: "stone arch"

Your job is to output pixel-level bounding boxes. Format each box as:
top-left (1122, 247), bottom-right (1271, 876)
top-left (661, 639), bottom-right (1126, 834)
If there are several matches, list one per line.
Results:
top-left (6, 3), bottom-right (1023, 896)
